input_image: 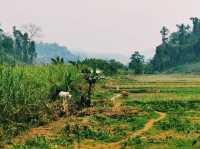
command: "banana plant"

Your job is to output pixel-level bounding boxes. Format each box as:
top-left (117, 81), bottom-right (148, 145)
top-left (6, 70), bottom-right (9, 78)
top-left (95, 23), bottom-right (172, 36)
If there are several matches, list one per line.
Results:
top-left (82, 66), bottom-right (103, 107)
top-left (51, 56), bottom-right (64, 65)
top-left (63, 72), bottom-right (73, 91)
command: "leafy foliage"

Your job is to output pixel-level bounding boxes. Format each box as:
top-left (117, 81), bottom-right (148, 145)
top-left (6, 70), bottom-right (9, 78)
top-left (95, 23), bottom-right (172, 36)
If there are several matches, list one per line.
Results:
top-left (80, 58), bottom-right (125, 75)
top-left (81, 67), bottom-right (104, 107)
top-left (0, 65), bottom-right (80, 145)
top-left (129, 51), bottom-right (145, 74)
top-left (51, 56), bottom-right (64, 65)
top-left (0, 26), bottom-right (36, 64)
top-left (152, 17), bottom-right (200, 72)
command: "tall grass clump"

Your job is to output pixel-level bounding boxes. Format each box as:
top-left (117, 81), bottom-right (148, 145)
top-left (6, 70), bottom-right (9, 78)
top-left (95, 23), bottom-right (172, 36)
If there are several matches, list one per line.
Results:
top-left (0, 64), bottom-right (80, 145)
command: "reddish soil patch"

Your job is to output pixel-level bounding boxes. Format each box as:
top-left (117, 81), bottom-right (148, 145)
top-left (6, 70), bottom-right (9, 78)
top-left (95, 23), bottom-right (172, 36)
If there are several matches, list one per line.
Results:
top-left (4, 118), bottom-right (67, 149)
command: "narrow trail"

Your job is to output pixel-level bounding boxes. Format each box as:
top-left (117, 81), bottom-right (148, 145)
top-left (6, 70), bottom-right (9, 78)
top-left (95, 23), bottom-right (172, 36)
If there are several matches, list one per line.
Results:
top-left (120, 111), bottom-right (166, 142)
top-left (4, 94), bottom-right (123, 149)
top-left (5, 94), bottom-right (166, 149)
top-left (111, 94), bottom-right (166, 148)
top-left (74, 94), bottom-right (167, 149)
top-left (111, 94), bottom-right (123, 111)
top-left (4, 117), bottom-right (67, 149)
top-left (73, 112), bottom-right (166, 149)
top-left (76, 111), bottom-right (166, 149)
top-left (110, 94), bottom-right (122, 102)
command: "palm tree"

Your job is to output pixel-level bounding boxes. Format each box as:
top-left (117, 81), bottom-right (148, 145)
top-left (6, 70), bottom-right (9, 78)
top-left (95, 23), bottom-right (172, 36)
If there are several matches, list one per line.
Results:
top-left (51, 56), bottom-right (64, 65)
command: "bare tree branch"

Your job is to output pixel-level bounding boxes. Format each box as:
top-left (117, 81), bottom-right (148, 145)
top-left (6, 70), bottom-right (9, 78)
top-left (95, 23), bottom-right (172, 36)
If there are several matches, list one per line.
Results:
top-left (21, 23), bottom-right (42, 40)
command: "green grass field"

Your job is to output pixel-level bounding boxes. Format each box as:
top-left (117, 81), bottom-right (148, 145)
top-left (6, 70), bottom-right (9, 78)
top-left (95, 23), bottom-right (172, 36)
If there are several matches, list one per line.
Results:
top-left (3, 73), bottom-right (200, 149)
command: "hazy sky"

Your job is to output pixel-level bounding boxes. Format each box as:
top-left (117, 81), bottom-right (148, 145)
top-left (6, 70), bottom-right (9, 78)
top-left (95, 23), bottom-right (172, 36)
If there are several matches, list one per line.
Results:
top-left (0, 0), bottom-right (200, 61)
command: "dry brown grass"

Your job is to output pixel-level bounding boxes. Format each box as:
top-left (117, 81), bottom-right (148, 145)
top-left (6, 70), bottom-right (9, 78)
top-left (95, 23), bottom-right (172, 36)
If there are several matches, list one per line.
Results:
top-left (4, 117), bottom-right (67, 148)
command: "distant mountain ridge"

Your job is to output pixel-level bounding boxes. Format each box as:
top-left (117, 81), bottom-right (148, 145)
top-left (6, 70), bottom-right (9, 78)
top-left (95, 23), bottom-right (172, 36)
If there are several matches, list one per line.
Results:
top-left (36, 42), bottom-right (78, 63)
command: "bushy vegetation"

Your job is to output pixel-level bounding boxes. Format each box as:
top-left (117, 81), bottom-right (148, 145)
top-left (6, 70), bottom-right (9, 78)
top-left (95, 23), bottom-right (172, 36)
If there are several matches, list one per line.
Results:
top-left (128, 51), bottom-right (145, 74)
top-left (165, 62), bottom-right (200, 74)
top-left (79, 58), bottom-right (125, 75)
top-left (0, 64), bottom-right (105, 146)
top-left (5, 74), bottom-right (200, 148)
top-left (151, 17), bottom-right (200, 72)
top-left (2, 18), bottom-right (200, 149)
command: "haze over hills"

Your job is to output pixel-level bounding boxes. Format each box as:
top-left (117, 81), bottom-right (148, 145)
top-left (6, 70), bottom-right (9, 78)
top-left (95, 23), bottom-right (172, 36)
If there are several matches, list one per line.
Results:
top-left (35, 42), bottom-right (78, 64)
top-left (36, 43), bottom-right (130, 64)
top-left (72, 49), bottom-right (129, 64)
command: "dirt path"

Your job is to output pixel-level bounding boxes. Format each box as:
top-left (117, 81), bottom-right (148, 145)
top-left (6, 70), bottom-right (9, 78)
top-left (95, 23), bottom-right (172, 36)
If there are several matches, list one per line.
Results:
top-left (73, 112), bottom-right (166, 149)
top-left (4, 94), bottom-right (123, 148)
top-left (75, 111), bottom-right (166, 149)
top-left (4, 117), bottom-right (68, 149)
top-left (111, 94), bottom-right (166, 138)
top-left (121, 111), bottom-right (166, 142)
top-left (109, 94), bottom-right (167, 146)
top-left (5, 94), bottom-right (166, 149)
top-left (110, 94), bottom-right (122, 102)
top-left (73, 94), bottom-right (167, 149)
top-left (113, 92), bottom-right (166, 145)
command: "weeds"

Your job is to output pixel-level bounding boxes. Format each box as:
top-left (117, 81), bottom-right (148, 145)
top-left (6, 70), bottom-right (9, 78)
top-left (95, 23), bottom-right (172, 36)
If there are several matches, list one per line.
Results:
top-left (0, 64), bottom-right (80, 145)
top-left (4, 73), bottom-right (200, 148)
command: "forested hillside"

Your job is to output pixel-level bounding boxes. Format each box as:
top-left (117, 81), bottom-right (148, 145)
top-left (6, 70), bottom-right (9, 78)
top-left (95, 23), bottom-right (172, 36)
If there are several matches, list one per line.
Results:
top-left (0, 25), bottom-right (78, 64)
top-left (151, 17), bottom-right (200, 72)
top-left (36, 42), bottom-right (78, 64)
top-left (164, 62), bottom-right (200, 74)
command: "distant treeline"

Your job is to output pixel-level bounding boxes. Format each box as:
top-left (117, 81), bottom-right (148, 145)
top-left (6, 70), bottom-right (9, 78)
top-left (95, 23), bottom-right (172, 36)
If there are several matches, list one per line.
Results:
top-left (80, 58), bottom-right (125, 75)
top-left (2, 17), bottom-right (200, 74)
top-left (151, 17), bottom-right (200, 72)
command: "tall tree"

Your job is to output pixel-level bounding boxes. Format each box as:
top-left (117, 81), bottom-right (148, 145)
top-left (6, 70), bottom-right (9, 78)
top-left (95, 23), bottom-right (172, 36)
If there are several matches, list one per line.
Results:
top-left (28, 41), bottom-right (37, 63)
top-left (21, 23), bottom-right (42, 40)
top-left (13, 26), bottom-right (37, 64)
top-left (13, 26), bottom-right (23, 59)
top-left (190, 17), bottom-right (200, 35)
top-left (152, 17), bottom-right (200, 72)
top-left (160, 26), bottom-right (169, 43)
top-left (176, 24), bottom-right (190, 44)
top-left (129, 51), bottom-right (144, 74)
